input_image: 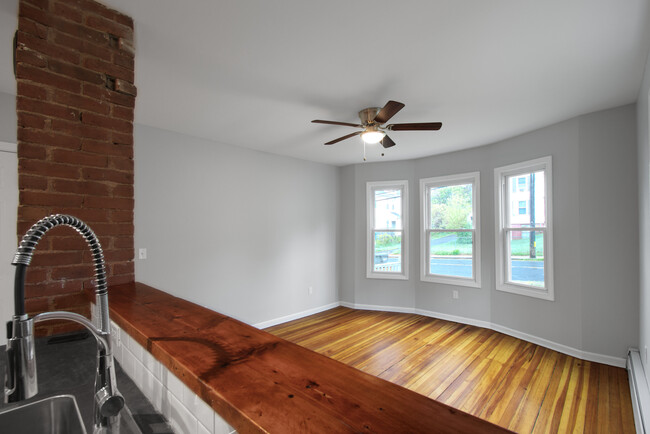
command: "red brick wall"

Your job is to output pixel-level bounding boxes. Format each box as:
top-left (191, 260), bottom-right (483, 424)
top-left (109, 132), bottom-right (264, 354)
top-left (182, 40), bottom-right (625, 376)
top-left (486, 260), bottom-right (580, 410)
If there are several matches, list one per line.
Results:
top-left (15, 0), bottom-right (136, 335)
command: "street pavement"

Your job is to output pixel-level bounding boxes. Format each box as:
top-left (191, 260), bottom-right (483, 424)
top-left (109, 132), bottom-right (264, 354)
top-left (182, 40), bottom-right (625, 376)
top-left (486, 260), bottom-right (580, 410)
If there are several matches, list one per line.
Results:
top-left (429, 257), bottom-right (543, 284)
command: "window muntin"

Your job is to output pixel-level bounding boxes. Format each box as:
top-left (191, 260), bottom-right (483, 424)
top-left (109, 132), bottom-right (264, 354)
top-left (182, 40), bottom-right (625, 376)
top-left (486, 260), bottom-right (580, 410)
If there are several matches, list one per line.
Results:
top-left (420, 172), bottom-right (480, 287)
top-left (367, 181), bottom-right (408, 279)
top-left (495, 157), bottom-right (554, 300)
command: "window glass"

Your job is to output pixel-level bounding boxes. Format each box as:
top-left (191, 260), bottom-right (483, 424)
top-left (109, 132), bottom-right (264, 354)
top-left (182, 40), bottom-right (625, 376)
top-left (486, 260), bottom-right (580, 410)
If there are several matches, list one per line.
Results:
top-left (428, 231), bottom-right (473, 278)
top-left (429, 183), bottom-right (474, 230)
top-left (374, 189), bottom-right (402, 229)
top-left (507, 171), bottom-right (546, 227)
top-left (517, 177), bottom-right (526, 191)
top-left (374, 231), bottom-right (402, 273)
top-left (508, 230), bottom-right (544, 287)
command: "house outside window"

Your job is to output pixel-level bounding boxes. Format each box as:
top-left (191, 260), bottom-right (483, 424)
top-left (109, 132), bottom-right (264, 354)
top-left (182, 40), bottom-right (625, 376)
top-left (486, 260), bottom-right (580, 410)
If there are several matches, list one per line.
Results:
top-left (494, 156), bottom-right (554, 300)
top-left (367, 180), bottom-right (408, 279)
top-left (517, 177), bottom-right (526, 192)
top-left (420, 172), bottom-right (480, 287)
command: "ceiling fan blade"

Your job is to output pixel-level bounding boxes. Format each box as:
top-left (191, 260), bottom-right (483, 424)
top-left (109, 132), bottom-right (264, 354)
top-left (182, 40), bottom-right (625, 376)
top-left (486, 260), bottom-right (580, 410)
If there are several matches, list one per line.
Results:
top-left (312, 120), bottom-right (362, 128)
top-left (387, 122), bottom-right (442, 131)
top-left (374, 101), bottom-right (405, 124)
top-left (325, 131), bottom-right (361, 145)
top-left (381, 135), bottom-right (396, 149)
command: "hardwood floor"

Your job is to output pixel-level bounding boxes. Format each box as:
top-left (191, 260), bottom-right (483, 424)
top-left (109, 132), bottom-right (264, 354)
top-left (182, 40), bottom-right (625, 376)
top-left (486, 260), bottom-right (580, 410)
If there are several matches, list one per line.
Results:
top-left (265, 307), bottom-right (635, 433)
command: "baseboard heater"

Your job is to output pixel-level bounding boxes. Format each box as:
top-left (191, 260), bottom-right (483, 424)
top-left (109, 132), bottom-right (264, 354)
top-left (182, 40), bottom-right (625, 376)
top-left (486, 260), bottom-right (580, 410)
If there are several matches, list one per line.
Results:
top-left (628, 349), bottom-right (650, 433)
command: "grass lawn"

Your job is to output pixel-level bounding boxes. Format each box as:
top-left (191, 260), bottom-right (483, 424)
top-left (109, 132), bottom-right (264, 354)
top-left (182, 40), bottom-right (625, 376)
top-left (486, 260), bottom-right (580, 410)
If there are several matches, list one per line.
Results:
top-left (510, 232), bottom-right (544, 257)
top-left (429, 232), bottom-right (544, 257)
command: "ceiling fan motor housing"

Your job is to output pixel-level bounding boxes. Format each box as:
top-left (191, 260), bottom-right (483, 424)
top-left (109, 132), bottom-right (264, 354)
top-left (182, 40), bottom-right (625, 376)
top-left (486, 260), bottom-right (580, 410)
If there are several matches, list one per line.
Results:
top-left (359, 107), bottom-right (381, 126)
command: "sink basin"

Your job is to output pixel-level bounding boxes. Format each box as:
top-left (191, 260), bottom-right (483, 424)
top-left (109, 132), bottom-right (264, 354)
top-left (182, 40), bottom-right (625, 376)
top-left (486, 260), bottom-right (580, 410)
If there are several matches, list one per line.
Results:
top-left (0, 394), bottom-right (86, 434)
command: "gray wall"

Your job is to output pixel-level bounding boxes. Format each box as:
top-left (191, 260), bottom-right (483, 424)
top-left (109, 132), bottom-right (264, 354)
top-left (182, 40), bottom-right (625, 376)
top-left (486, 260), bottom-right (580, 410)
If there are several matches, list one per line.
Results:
top-left (0, 91), bottom-right (16, 143)
top-left (340, 104), bottom-right (639, 359)
top-left (134, 125), bottom-right (340, 325)
top-left (579, 107), bottom-right (638, 356)
top-left (637, 48), bottom-right (650, 386)
top-left (338, 165), bottom-right (355, 304)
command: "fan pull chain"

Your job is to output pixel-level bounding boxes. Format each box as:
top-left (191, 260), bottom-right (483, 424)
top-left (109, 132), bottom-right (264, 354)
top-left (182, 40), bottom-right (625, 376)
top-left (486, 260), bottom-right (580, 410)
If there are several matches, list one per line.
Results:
top-left (363, 141), bottom-right (367, 161)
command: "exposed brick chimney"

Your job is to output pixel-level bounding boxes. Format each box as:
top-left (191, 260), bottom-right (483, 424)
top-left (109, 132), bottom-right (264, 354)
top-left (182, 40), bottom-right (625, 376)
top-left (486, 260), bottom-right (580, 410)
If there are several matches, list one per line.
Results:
top-left (15, 0), bottom-right (136, 335)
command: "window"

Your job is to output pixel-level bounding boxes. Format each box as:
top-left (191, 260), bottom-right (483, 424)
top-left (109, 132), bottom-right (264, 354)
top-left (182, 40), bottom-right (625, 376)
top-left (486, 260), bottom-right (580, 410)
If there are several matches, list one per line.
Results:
top-left (367, 180), bottom-right (408, 279)
top-left (517, 177), bottom-right (527, 192)
top-left (494, 156), bottom-right (554, 300)
top-left (518, 200), bottom-right (527, 215)
top-left (420, 172), bottom-right (480, 287)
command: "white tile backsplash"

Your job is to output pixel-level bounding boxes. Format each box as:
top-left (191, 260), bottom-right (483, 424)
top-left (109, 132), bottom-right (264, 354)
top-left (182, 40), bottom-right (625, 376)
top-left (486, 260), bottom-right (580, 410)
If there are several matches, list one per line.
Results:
top-left (184, 391), bottom-right (214, 431)
top-left (214, 413), bottom-right (234, 434)
top-left (198, 421), bottom-right (212, 434)
top-left (133, 358), bottom-right (145, 391)
top-left (142, 349), bottom-right (162, 380)
top-left (165, 368), bottom-right (185, 401)
top-left (169, 391), bottom-right (198, 434)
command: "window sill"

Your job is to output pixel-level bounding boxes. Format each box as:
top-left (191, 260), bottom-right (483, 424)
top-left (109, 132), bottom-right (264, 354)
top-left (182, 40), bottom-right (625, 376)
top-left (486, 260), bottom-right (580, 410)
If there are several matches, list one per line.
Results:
top-left (496, 282), bottom-right (554, 301)
top-left (366, 272), bottom-right (409, 280)
top-left (421, 274), bottom-right (480, 288)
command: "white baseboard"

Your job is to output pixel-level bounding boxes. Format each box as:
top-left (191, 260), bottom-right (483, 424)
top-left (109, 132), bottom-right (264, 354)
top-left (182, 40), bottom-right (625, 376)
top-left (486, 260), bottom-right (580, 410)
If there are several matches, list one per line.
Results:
top-left (340, 301), bottom-right (415, 315)
top-left (628, 349), bottom-right (649, 433)
top-left (414, 308), bottom-right (491, 330)
top-left (257, 300), bottom-right (627, 368)
top-left (490, 322), bottom-right (626, 368)
top-left (253, 302), bottom-right (340, 329)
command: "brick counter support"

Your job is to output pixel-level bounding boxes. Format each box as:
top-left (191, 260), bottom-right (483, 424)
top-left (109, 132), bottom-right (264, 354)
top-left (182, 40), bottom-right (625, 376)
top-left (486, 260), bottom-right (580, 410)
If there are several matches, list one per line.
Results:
top-left (15, 0), bottom-right (136, 335)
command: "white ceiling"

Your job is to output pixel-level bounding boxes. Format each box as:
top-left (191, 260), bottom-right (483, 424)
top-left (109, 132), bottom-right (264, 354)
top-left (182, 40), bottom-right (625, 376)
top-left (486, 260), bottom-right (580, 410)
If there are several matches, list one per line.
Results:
top-left (1, 1), bottom-right (649, 166)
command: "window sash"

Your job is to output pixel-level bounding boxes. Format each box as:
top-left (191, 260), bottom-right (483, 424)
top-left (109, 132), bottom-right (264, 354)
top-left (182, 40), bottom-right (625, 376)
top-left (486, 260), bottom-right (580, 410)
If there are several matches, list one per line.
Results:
top-left (503, 227), bottom-right (547, 289)
top-left (373, 186), bottom-right (404, 230)
top-left (372, 229), bottom-right (404, 274)
top-left (494, 156), bottom-right (553, 300)
top-left (504, 171), bottom-right (547, 228)
top-left (424, 182), bottom-right (475, 231)
top-left (420, 172), bottom-right (480, 287)
top-left (367, 180), bottom-right (408, 279)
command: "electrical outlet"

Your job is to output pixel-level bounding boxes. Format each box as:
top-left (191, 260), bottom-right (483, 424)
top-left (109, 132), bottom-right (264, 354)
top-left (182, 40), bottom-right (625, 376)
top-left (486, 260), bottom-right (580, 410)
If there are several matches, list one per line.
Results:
top-left (452, 290), bottom-right (459, 299)
top-left (308, 286), bottom-right (313, 295)
top-left (138, 248), bottom-right (147, 260)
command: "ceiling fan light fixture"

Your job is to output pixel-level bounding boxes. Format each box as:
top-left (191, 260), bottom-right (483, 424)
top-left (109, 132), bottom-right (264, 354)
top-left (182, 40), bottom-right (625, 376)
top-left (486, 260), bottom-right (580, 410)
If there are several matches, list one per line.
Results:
top-left (361, 130), bottom-right (386, 144)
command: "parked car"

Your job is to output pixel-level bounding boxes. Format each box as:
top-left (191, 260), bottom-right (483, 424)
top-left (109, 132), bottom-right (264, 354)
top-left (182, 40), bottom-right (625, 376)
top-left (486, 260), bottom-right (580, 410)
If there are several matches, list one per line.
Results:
top-left (374, 253), bottom-right (389, 263)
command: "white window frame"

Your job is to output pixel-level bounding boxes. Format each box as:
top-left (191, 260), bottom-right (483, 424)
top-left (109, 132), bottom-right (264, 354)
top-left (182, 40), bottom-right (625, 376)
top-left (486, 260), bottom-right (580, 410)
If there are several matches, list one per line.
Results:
top-left (366, 180), bottom-right (409, 280)
top-left (420, 172), bottom-right (481, 288)
top-left (494, 156), bottom-right (554, 300)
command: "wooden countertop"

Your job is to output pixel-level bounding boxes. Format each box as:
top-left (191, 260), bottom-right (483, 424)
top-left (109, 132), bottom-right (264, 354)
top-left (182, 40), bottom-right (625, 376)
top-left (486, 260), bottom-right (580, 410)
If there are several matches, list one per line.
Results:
top-left (107, 282), bottom-right (511, 433)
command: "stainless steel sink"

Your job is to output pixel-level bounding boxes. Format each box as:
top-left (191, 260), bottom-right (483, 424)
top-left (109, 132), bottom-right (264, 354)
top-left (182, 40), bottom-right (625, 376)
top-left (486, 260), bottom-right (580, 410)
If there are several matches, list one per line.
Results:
top-left (0, 394), bottom-right (86, 434)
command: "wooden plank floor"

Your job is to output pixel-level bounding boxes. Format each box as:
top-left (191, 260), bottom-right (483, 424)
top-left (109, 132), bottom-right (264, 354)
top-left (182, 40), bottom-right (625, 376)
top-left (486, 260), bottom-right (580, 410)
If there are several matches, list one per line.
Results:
top-left (265, 307), bottom-right (635, 433)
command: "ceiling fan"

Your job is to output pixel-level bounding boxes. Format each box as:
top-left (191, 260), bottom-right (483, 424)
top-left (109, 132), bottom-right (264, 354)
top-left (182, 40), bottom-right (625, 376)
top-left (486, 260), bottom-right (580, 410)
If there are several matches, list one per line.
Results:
top-left (312, 100), bottom-right (442, 149)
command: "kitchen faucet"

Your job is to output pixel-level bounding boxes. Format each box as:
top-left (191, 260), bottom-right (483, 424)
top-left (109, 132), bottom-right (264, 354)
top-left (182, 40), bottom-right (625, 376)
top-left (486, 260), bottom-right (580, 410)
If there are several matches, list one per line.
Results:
top-left (3, 214), bottom-right (124, 433)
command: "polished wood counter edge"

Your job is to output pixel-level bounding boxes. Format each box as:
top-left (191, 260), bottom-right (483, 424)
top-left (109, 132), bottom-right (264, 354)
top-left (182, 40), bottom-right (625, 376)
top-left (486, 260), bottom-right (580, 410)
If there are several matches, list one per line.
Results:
top-left (106, 282), bottom-right (512, 433)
